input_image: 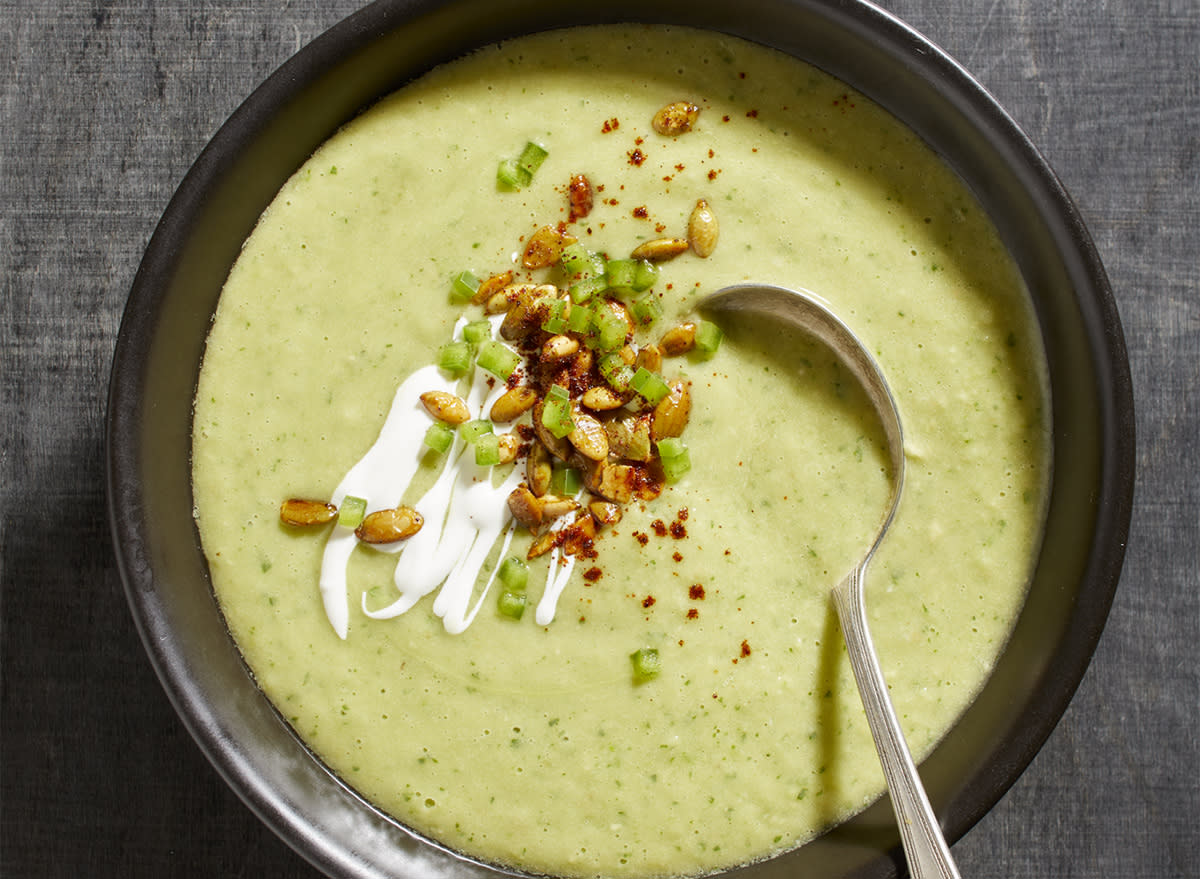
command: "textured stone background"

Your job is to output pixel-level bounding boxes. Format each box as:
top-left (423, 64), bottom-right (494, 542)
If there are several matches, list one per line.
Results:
top-left (2, 1), bottom-right (1196, 876)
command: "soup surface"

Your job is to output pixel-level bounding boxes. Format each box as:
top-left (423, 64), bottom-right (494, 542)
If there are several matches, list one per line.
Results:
top-left (192, 25), bottom-right (1049, 879)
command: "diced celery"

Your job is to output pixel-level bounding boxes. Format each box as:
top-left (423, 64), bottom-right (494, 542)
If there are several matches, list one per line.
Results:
top-left (632, 259), bottom-right (658, 293)
top-left (629, 294), bottom-right (663, 327)
top-left (517, 141), bottom-right (549, 177)
top-left (657, 437), bottom-right (691, 483)
top-left (656, 437), bottom-right (686, 459)
top-left (594, 310), bottom-right (629, 351)
top-left (497, 556), bottom-right (529, 592)
top-left (476, 340), bottom-right (521, 380)
top-left (569, 275), bottom-right (607, 304)
top-left (567, 301), bottom-right (595, 333)
top-left (423, 423), bottom-right (455, 455)
top-left (599, 353), bottom-right (635, 393)
top-left (541, 298), bottom-right (567, 334)
top-left (497, 588), bottom-right (527, 620)
top-left (463, 319), bottom-right (492, 345)
top-left (695, 319), bottom-right (723, 355)
top-left (437, 341), bottom-right (472, 375)
top-left (559, 242), bottom-right (595, 278)
top-left (497, 158), bottom-right (531, 189)
top-left (630, 367), bottom-right (670, 404)
top-left (661, 447), bottom-right (691, 482)
top-left (458, 419), bottom-right (494, 444)
top-left (474, 432), bottom-right (500, 466)
top-left (541, 385), bottom-right (574, 438)
top-left (604, 258), bottom-right (637, 291)
top-left (338, 495), bottom-right (367, 529)
top-left (450, 270), bottom-right (480, 303)
top-left (630, 647), bottom-right (661, 681)
top-left (549, 463), bottom-right (582, 497)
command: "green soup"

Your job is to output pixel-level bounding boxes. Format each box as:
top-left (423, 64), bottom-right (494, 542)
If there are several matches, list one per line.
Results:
top-left (192, 25), bottom-right (1049, 879)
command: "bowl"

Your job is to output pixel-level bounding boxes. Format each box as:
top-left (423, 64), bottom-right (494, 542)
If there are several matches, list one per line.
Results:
top-left (106, 0), bottom-right (1135, 877)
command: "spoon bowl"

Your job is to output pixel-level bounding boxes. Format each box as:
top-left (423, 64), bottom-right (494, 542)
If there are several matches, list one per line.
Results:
top-left (701, 284), bottom-right (960, 879)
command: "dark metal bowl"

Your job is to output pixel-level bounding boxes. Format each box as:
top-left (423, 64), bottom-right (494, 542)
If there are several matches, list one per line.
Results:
top-left (106, 1), bottom-right (1135, 877)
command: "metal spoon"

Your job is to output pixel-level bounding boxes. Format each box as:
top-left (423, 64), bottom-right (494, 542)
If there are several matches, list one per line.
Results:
top-left (700, 284), bottom-right (961, 879)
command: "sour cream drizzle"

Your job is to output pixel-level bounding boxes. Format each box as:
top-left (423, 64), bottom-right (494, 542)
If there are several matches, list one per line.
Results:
top-left (319, 316), bottom-right (576, 639)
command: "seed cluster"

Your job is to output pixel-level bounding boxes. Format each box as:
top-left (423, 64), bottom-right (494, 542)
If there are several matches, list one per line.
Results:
top-left (279, 101), bottom-right (722, 573)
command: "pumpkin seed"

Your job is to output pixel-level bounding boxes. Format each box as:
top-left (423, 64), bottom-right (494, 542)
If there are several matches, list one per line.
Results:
top-left (581, 385), bottom-right (629, 411)
top-left (635, 343), bottom-right (663, 374)
top-left (420, 390), bottom-right (470, 425)
top-left (497, 433), bottom-right (520, 465)
top-left (523, 225), bottom-right (576, 269)
top-left (660, 322), bottom-right (697, 356)
top-left (279, 498), bottom-right (338, 527)
top-left (542, 334), bottom-right (580, 361)
top-left (507, 486), bottom-right (544, 530)
top-left (540, 494), bottom-right (580, 520)
top-left (471, 269), bottom-right (514, 305)
top-left (490, 386), bottom-right (539, 422)
top-left (651, 380), bottom-right (691, 440)
top-left (526, 439), bottom-right (554, 497)
top-left (687, 198), bottom-right (719, 257)
top-left (651, 101), bottom-right (700, 136)
top-left (568, 173), bottom-right (594, 219)
top-left (568, 411), bottom-right (610, 461)
top-left (630, 237), bottom-right (689, 262)
top-left (588, 500), bottom-right (623, 528)
top-left (355, 506), bottom-right (424, 544)
top-left (527, 529), bottom-right (558, 559)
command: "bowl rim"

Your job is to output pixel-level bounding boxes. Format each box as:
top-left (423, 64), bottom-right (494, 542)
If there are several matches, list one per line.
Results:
top-left (106, 1), bottom-right (1135, 877)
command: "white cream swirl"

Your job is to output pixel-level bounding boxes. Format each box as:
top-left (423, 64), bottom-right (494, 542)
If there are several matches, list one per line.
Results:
top-left (319, 317), bottom-right (576, 639)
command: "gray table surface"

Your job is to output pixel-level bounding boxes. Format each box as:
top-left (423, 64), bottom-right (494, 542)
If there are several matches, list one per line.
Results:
top-left (2, 1), bottom-right (1196, 877)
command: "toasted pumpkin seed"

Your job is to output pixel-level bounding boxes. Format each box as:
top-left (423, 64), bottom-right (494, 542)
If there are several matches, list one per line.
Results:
top-left (523, 225), bottom-right (576, 269)
top-left (560, 513), bottom-right (597, 556)
top-left (497, 433), bottom-right (520, 465)
top-left (630, 237), bottom-right (690, 262)
top-left (660, 322), bottom-right (697, 356)
top-left (568, 173), bottom-right (594, 219)
top-left (651, 379), bottom-right (691, 440)
top-left (541, 494), bottom-right (580, 520)
top-left (355, 506), bottom-right (424, 544)
top-left (527, 529), bottom-right (559, 559)
top-left (568, 411), bottom-right (610, 461)
top-left (484, 289), bottom-right (516, 314)
top-left (490, 386), bottom-right (539, 423)
top-left (651, 101), bottom-right (700, 136)
top-left (571, 346), bottom-right (593, 375)
top-left (471, 269), bottom-right (514, 305)
top-left (588, 500), bottom-right (623, 527)
top-left (542, 334), bottom-right (580, 361)
top-left (526, 439), bottom-right (554, 497)
top-left (585, 461), bottom-right (640, 504)
top-left (581, 385), bottom-right (629, 411)
top-left (420, 390), bottom-right (470, 425)
top-left (635, 343), bottom-right (663, 374)
top-left (624, 415), bottom-right (654, 463)
top-left (687, 199), bottom-right (719, 258)
top-left (279, 498), bottom-right (338, 527)
top-left (604, 418), bottom-right (632, 459)
top-left (507, 486), bottom-right (544, 530)
top-left (500, 284), bottom-right (558, 341)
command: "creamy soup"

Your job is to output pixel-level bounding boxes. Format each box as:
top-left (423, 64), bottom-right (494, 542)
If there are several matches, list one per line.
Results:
top-left (192, 25), bottom-right (1049, 879)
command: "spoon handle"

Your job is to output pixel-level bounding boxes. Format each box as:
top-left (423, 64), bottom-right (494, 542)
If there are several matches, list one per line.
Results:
top-left (832, 566), bottom-right (962, 879)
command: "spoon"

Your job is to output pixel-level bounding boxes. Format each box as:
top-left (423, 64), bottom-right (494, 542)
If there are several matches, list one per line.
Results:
top-left (700, 284), bottom-right (961, 879)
